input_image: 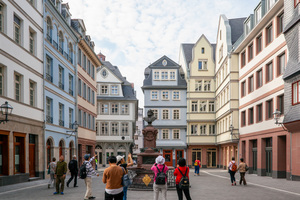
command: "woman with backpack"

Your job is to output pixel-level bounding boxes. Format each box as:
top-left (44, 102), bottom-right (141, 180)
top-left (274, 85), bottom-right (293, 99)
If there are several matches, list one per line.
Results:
top-left (228, 157), bottom-right (237, 186)
top-left (151, 155), bottom-right (169, 200)
top-left (174, 158), bottom-right (192, 200)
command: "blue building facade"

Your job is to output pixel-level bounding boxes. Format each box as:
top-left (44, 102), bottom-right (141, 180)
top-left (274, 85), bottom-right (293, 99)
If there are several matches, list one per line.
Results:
top-left (142, 56), bottom-right (187, 167)
top-left (44, 0), bottom-right (78, 165)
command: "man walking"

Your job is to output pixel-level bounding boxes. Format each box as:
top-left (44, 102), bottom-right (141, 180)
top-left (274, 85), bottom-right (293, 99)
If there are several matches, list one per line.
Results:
top-left (54, 155), bottom-right (67, 195)
top-left (84, 154), bottom-right (99, 200)
top-left (102, 156), bottom-right (124, 200)
top-left (237, 158), bottom-right (247, 185)
top-left (67, 155), bottom-right (78, 188)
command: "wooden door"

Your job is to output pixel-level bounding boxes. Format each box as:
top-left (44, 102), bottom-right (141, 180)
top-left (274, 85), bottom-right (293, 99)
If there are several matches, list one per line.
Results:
top-left (29, 144), bottom-right (36, 177)
top-left (175, 150), bottom-right (184, 166)
top-left (163, 150), bottom-right (173, 166)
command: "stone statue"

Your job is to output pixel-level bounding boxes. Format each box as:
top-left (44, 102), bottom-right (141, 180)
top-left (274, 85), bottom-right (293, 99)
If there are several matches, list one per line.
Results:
top-left (144, 109), bottom-right (156, 126)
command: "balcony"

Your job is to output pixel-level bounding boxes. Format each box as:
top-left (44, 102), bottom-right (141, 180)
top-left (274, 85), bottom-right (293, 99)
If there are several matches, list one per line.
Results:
top-left (59, 47), bottom-right (63, 55)
top-left (69, 88), bottom-right (73, 96)
top-left (47, 34), bottom-right (52, 43)
top-left (53, 41), bottom-right (58, 50)
top-left (58, 82), bottom-right (64, 90)
top-left (59, 120), bottom-right (64, 127)
top-left (46, 73), bottom-right (53, 82)
top-left (46, 115), bottom-right (53, 123)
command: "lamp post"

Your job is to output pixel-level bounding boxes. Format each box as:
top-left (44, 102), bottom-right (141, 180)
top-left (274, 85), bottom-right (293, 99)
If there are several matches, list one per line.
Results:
top-left (273, 109), bottom-right (287, 131)
top-left (66, 121), bottom-right (79, 138)
top-left (0, 101), bottom-right (13, 124)
top-left (229, 124), bottom-right (234, 136)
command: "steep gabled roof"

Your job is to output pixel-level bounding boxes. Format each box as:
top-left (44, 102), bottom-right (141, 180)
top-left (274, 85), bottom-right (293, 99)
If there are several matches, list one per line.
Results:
top-left (101, 61), bottom-right (131, 85)
top-left (229, 17), bottom-right (246, 44)
top-left (181, 43), bottom-right (194, 68)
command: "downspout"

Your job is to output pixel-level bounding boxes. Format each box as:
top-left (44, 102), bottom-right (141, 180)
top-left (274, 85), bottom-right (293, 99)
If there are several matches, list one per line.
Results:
top-left (74, 39), bottom-right (79, 164)
top-left (187, 68), bottom-right (190, 166)
top-left (43, 3), bottom-right (46, 178)
top-left (290, 131), bottom-right (292, 180)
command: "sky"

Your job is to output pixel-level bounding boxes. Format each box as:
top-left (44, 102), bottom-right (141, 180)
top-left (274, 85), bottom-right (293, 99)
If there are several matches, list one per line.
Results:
top-left (67, 0), bottom-right (260, 107)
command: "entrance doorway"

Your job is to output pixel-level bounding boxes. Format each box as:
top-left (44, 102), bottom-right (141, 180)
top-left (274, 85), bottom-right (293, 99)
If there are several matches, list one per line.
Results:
top-left (192, 149), bottom-right (201, 166)
top-left (29, 134), bottom-right (36, 177)
top-left (163, 150), bottom-right (173, 166)
top-left (207, 148), bottom-right (217, 168)
top-left (252, 140), bottom-right (257, 174)
top-left (175, 150), bottom-right (184, 165)
top-left (266, 138), bottom-right (272, 177)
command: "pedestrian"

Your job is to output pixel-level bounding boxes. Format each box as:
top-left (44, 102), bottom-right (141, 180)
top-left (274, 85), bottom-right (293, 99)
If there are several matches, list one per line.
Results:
top-left (102, 156), bottom-right (124, 200)
top-left (228, 157), bottom-right (237, 186)
top-left (151, 155), bottom-right (169, 200)
top-left (83, 154), bottom-right (99, 200)
top-left (48, 157), bottom-right (56, 188)
top-left (54, 155), bottom-right (67, 195)
top-left (174, 158), bottom-right (192, 200)
top-left (95, 156), bottom-right (98, 171)
top-left (67, 155), bottom-right (78, 188)
top-left (194, 159), bottom-right (201, 176)
top-left (116, 153), bottom-right (134, 200)
top-left (237, 158), bottom-right (247, 185)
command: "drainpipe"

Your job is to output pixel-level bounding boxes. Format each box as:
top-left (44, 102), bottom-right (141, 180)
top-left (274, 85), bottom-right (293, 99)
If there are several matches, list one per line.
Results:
top-left (42, 4), bottom-right (46, 178)
top-left (290, 131), bottom-right (292, 180)
top-left (186, 68), bottom-right (190, 166)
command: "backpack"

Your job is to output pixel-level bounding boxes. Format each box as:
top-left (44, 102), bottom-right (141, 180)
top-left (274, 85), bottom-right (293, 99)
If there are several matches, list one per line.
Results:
top-left (79, 162), bottom-right (87, 179)
top-left (231, 162), bottom-right (237, 172)
top-left (194, 161), bottom-right (198, 166)
top-left (155, 165), bottom-right (167, 185)
top-left (121, 167), bottom-right (132, 187)
top-left (178, 167), bottom-right (190, 189)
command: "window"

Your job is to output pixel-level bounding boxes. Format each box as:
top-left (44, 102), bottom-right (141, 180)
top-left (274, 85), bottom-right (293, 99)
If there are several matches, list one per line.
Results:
top-left (91, 65), bottom-right (95, 79)
top-left (101, 103), bottom-right (108, 114)
top-left (83, 83), bottom-right (86, 99)
top-left (121, 123), bottom-right (129, 136)
top-left (46, 56), bottom-right (52, 82)
top-left (241, 111), bottom-right (246, 127)
top-left (46, 17), bottom-right (52, 42)
top-left (111, 123), bottom-right (118, 135)
top-left (83, 54), bottom-right (86, 70)
top-left (248, 76), bottom-right (254, 93)
top-left (59, 103), bottom-right (64, 126)
top-left (256, 69), bottom-right (263, 88)
top-left (69, 108), bottom-right (73, 129)
top-left (170, 71), bottom-right (175, 80)
top-left (208, 101), bottom-right (215, 112)
top-left (241, 81), bottom-right (246, 97)
top-left (277, 13), bottom-right (284, 35)
top-left (266, 24), bottom-right (273, 45)
top-left (101, 85), bottom-right (108, 94)
top-left (292, 81), bottom-right (300, 105)
top-left (14, 135), bottom-right (25, 173)
top-left (277, 53), bottom-right (285, 76)
top-left (162, 91), bottom-right (169, 100)
top-left (29, 30), bottom-right (35, 55)
top-left (241, 51), bottom-right (246, 67)
top-left (255, 5), bottom-right (262, 24)
top-left (266, 99), bottom-right (273, 120)
top-left (203, 80), bottom-right (211, 91)
top-left (0, 66), bottom-right (4, 96)
top-left (173, 109), bottom-right (180, 119)
top-left (161, 71), bottom-right (168, 80)
top-left (198, 60), bottom-right (207, 70)
top-left (248, 107), bottom-right (254, 125)
top-left (78, 79), bottom-right (81, 96)
top-left (248, 44), bottom-right (253, 61)
top-left (78, 110), bottom-right (82, 126)
top-left (154, 71), bottom-right (160, 80)
top-left (162, 129), bottom-right (169, 139)
top-left (266, 62), bottom-right (273, 83)
top-left (195, 81), bottom-right (202, 91)
top-left (0, 3), bottom-right (4, 32)
top-left (173, 129), bottom-right (180, 139)
top-left (257, 104), bottom-right (263, 122)
top-left (152, 109), bottom-right (158, 119)
top-left (151, 91), bottom-right (158, 100)
top-left (58, 32), bottom-right (64, 54)
top-left (162, 109), bottom-right (169, 119)
top-left (58, 66), bottom-right (64, 90)
top-left (191, 101), bottom-right (198, 112)
top-left (83, 112), bottom-right (86, 127)
top-left (29, 81), bottom-right (35, 106)
top-left (46, 97), bottom-right (53, 123)
top-left (87, 87), bottom-right (91, 102)
top-left (191, 124), bottom-right (198, 135)
top-left (121, 104), bottom-right (129, 114)
top-left (87, 60), bottom-right (91, 75)
top-left (245, 20), bottom-right (251, 34)
top-left (14, 15), bottom-right (21, 45)
top-left (256, 34), bottom-right (262, 54)
top-left (209, 125), bottom-right (215, 135)
top-left (219, 45), bottom-right (223, 61)
top-left (78, 49), bottom-right (82, 65)
top-left (101, 122), bottom-right (108, 135)
top-left (68, 43), bottom-right (73, 62)
top-left (15, 73), bottom-right (21, 102)
top-left (173, 91), bottom-right (180, 100)
top-left (277, 95), bottom-right (284, 115)
top-left (199, 125), bottom-right (206, 135)
top-left (199, 101), bottom-right (207, 112)
top-left (266, 0), bottom-right (276, 11)
top-left (111, 85), bottom-right (118, 95)
top-left (111, 103), bottom-right (118, 114)
top-left (201, 48), bottom-right (205, 54)
top-left (69, 74), bottom-right (73, 95)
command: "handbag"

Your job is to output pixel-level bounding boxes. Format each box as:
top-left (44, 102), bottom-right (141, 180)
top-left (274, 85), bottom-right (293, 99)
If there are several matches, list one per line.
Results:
top-left (121, 167), bottom-right (132, 187)
top-left (47, 164), bottom-right (51, 175)
top-left (245, 164), bottom-right (249, 172)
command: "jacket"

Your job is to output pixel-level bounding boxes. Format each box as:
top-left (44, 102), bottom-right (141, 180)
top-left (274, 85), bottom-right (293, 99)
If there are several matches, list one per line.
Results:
top-left (174, 166), bottom-right (189, 185)
top-left (238, 162), bottom-right (247, 173)
top-left (55, 161), bottom-right (67, 176)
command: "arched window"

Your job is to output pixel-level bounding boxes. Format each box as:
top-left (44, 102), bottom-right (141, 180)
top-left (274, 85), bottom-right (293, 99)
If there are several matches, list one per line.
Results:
top-left (69, 141), bottom-right (74, 162)
top-left (46, 17), bottom-right (52, 41)
top-left (58, 32), bottom-right (63, 53)
top-left (68, 43), bottom-right (73, 62)
top-left (46, 139), bottom-right (53, 165)
top-left (59, 140), bottom-right (64, 157)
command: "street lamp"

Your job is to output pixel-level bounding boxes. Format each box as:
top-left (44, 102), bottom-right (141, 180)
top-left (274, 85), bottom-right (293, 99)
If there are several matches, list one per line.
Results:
top-left (273, 109), bottom-right (287, 131)
top-left (67, 121), bottom-right (79, 138)
top-left (229, 124), bottom-right (234, 135)
top-left (0, 101), bottom-right (13, 124)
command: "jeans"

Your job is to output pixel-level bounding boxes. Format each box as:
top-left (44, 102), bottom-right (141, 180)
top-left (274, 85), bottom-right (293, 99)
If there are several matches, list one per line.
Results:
top-left (105, 191), bottom-right (124, 200)
top-left (176, 184), bottom-right (192, 200)
top-left (84, 177), bottom-right (92, 199)
top-left (239, 172), bottom-right (247, 185)
top-left (67, 171), bottom-right (77, 187)
top-left (153, 183), bottom-right (167, 200)
top-left (229, 170), bottom-right (236, 183)
top-left (48, 173), bottom-right (55, 187)
top-left (194, 166), bottom-right (200, 174)
top-left (56, 175), bottom-right (65, 193)
top-left (123, 186), bottom-right (128, 200)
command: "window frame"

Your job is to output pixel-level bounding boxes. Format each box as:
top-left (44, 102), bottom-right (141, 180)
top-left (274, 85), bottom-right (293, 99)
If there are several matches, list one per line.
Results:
top-left (172, 90), bottom-right (180, 100)
top-left (162, 109), bottom-right (169, 120)
top-left (173, 129), bottom-right (180, 139)
top-left (248, 75), bottom-right (254, 93)
top-left (29, 29), bottom-right (35, 55)
top-left (29, 80), bottom-right (36, 107)
top-left (14, 73), bottom-right (22, 102)
top-left (241, 51), bottom-right (246, 67)
top-left (265, 61), bottom-right (273, 83)
top-left (111, 103), bottom-right (119, 115)
top-left (0, 2), bottom-right (4, 33)
top-left (111, 85), bottom-right (118, 95)
top-left (241, 81), bottom-right (246, 97)
top-left (241, 111), bottom-right (246, 127)
top-left (277, 52), bottom-right (286, 76)
top-left (266, 23), bottom-right (273, 46)
top-left (277, 95), bottom-right (284, 115)
top-left (191, 101), bottom-right (198, 112)
top-left (173, 109), bottom-right (180, 120)
top-left (151, 90), bottom-right (158, 100)
top-left (101, 103), bottom-right (109, 115)
top-left (14, 15), bottom-right (21, 45)
top-left (100, 122), bottom-right (108, 135)
top-left (256, 69), bottom-right (263, 89)
top-left (256, 103), bottom-right (263, 123)
top-left (277, 12), bottom-right (284, 36)
top-left (0, 65), bottom-right (4, 96)
top-left (248, 107), bottom-right (254, 125)
top-left (248, 43), bottom-right (253, 62)
top-left (101, 85), bottom-right (108, 95)
top-left (203, 80), bottom-right (211, 91)
top-left (265, 99), bottom-right (274, 120)
top-left (121, 104), bottom-right (129, 115)
top-left (162, 129), bottom-right (169, 139)
top-left (292, 81), bottom-right (300, 105)
top-left (191, 124), bottom-right (198, 135)
top-left (152, 109), bottom-right (158, 120)
top-left (161, 90), bottom-right (169, 100)
top-left (256, 34), bottom-right (263, 55)
top-left (198, 60), bottom-right (208, 70)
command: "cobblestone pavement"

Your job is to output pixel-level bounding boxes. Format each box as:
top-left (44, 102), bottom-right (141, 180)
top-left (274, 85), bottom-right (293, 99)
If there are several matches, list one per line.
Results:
top-left (0, 169), bottom-right (300, 200)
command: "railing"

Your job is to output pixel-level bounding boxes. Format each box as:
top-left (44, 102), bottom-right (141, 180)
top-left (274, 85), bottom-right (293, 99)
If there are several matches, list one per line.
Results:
top-left (69, 88), bottom-right (73, 96)
top-left (46, 73), bottom-right (53, 82)
top-left (58, 82), bottom-right (64, 90)
top-left (64, 51), bottom-right (69, 60)
top-left (53, 41), bottom-right (58, 50)
top-left (59, 47), bottom-right (63, 55)
top-left (46, 115), bottom-right (53, 123)
top-left (69, 56), bottom-right (73, 64)
top-left (59, 120), bottom-right (64, 127)
top-left (51, 41), bottom-right (73, 64)
top-left (46, 34), bottom-right (52, 43)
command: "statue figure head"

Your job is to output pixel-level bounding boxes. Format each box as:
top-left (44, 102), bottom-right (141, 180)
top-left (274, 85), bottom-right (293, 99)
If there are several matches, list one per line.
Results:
top-left (147, 109), bottom-right (154, 117)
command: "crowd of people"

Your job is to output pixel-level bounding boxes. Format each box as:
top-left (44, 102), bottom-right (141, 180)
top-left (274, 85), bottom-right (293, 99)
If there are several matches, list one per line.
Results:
top-left (47, 154), bottom-right (248, 200)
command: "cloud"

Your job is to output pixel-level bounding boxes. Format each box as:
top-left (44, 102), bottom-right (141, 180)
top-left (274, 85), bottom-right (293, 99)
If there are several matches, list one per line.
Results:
top-left (66, 0), bottom-right (259, 107)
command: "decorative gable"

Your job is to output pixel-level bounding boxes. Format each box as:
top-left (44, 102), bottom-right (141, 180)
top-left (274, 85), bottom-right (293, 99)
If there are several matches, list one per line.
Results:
top-left (97, 66), bottom-right (122, 84)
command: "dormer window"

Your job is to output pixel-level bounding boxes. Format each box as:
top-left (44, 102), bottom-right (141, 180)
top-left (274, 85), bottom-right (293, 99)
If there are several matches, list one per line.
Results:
top-left (255, 5), bottom-right (262, 24)
top-left (111, 85), bottom-right (118, 95)
top-left (56, 0), bottom-right (60, 10)
top-left (245, 20), bottom-right (251, 35)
